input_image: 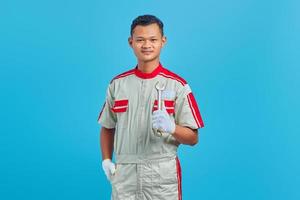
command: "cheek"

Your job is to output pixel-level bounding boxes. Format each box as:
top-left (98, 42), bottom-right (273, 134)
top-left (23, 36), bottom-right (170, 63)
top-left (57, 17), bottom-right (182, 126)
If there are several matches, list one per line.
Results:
top-left (155, 42), bottom-right (163, 48)
top-left (154, 45), bottom-right (163, 52)
top-left (131, 45), bottom-right (140, 53)
top-left (133, 44), bottom-right (142, 50)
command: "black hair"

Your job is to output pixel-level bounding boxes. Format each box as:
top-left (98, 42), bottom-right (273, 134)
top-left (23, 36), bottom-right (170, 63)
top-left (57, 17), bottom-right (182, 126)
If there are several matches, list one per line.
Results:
top-left (130, 15), bottom-right (164, 36)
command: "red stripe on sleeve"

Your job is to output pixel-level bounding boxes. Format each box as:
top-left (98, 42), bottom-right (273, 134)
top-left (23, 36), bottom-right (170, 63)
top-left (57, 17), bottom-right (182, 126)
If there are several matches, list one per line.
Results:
top-left (187, 93), bottom-right (204, 128)
top-left (97, 102), bottom-right (106, 122)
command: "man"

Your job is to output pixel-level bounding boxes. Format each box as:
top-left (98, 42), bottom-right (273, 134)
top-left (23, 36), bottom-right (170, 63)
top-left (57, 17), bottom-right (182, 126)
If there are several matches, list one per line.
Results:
top-left (98, 15), bottom-right (204, 200)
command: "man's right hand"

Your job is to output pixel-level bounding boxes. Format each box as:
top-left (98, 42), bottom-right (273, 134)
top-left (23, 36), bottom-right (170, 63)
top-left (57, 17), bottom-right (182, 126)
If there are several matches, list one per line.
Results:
top-left (102, 159), bottom-right (116, 181)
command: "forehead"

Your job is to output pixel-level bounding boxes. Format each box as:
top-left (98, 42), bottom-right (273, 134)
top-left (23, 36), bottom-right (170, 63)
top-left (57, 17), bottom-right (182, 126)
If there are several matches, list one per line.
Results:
top-left (132, 23), bottom-right (161, 37)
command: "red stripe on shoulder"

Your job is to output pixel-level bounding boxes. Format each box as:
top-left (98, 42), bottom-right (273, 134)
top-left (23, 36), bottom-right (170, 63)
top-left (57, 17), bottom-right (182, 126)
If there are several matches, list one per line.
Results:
top-left (110, 69), bottom-right (135, 83)
top-left (159, 68), bottom-right (187, 86)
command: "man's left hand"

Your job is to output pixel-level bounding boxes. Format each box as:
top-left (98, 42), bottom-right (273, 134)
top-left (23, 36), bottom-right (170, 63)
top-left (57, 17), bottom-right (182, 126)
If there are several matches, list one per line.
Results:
top-left (152, 108), bottom-right (176, 134)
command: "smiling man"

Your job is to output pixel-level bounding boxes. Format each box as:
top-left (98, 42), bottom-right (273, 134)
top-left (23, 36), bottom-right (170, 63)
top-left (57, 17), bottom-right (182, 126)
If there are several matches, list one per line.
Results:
top-left (98, 15), bottom-right (204, 200)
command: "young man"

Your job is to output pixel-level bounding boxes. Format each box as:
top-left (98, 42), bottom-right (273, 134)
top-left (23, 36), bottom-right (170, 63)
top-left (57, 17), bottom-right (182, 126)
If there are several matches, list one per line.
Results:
top-left (98, 15), bottom-right (204, 200)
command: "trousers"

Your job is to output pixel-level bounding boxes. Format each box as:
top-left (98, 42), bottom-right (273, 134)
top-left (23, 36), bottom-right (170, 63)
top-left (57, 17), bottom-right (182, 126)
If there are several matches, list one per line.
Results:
top-left (110, 154), bottom-right (182, 200)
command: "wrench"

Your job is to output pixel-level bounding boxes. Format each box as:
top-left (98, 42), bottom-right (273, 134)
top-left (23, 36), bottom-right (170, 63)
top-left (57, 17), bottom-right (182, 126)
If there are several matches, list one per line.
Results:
top-left (154, 81), bottom-right (165, 136)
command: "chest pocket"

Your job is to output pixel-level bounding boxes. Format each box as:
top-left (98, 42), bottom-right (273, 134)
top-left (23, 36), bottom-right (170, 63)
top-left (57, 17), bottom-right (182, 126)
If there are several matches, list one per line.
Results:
top-left (152, 100), bottom-right (175, 115)
top-left (111, 99), bottom-right (129, 128)
top-left (111, 99), bottom-right (128, 113)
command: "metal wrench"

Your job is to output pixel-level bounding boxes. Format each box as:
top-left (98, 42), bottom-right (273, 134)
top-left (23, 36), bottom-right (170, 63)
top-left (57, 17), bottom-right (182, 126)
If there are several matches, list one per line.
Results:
top-left (154, 81), bottom-right (165, 136)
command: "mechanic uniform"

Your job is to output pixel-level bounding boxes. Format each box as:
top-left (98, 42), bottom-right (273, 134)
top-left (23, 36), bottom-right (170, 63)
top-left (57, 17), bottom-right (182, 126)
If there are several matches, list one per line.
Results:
top-left (98, 63), bottom-right (204, 200)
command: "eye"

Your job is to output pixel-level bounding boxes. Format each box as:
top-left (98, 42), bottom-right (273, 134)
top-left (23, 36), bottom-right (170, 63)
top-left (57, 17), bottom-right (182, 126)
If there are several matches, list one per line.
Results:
top-left (151, 39), bottom-right (158, 42)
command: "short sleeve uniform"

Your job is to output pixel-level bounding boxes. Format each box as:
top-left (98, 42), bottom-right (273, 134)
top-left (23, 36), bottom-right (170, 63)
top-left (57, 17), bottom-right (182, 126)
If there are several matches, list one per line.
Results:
top-left (98, 63), bottom-right (204, 159)
top-left (97, 63), bottom-right (204, 200)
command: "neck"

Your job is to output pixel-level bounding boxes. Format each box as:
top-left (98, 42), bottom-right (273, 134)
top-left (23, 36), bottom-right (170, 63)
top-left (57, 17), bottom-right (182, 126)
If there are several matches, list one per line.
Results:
top-left (137, 59), bottom-right (160, 73)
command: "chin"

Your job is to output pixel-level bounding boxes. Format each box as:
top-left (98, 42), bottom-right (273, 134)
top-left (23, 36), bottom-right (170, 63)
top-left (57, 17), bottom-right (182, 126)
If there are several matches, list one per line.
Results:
top-left (139, 56), bottom-right (158, 62)
top-left (140, 58), bottom-right (156, 63)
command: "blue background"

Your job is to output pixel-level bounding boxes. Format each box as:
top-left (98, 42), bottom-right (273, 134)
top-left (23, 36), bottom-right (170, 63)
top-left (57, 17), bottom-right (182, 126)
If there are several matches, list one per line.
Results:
top-left (1, 0), bottom-right (299, 199)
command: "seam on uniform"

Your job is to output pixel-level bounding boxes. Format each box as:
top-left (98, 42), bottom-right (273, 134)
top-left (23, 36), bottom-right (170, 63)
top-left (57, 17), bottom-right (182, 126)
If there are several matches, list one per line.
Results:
top-left (159, 72), bottom-right (186, 86)
top-left (161, 68), bottom-right (187, 84)
top-left (110, 69), bottom-right (135, 83)
top-left (159, 68), bottom-right (187, 86)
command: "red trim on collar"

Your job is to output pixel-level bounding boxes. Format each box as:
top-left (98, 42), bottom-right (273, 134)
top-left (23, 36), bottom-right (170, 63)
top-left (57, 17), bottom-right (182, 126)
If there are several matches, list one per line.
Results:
top-left (134, 63), bottom-right (163, 79)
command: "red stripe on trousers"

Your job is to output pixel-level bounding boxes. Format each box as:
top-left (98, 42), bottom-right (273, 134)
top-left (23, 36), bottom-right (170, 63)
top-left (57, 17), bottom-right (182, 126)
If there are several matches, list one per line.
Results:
top-left (176, 157), bottom-right (182, 200)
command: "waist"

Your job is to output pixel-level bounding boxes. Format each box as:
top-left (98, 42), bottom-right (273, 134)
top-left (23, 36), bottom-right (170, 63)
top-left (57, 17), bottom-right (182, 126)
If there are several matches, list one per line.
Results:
top-left (115, 153), bottom-right (177, 164)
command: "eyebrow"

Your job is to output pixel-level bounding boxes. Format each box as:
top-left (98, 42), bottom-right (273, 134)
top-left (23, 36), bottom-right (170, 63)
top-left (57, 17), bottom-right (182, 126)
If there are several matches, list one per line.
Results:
top-left (135, 36), bottom-right (158, 39)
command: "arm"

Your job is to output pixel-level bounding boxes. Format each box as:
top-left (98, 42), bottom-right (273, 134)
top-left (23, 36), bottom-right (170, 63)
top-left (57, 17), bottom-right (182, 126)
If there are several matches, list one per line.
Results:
top-left (100, 127), bottom-right (116, 181)
top-left (100, 127), bottom-right (115, 160)
top-left (172, 125), bottom-right (198, 146)
top-left (173, 85), bottom-right (204, 144)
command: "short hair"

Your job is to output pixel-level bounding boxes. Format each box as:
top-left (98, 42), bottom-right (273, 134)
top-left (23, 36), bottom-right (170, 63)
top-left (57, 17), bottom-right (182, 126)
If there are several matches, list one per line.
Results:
top-left (130, 15), bottom-right (164, 36)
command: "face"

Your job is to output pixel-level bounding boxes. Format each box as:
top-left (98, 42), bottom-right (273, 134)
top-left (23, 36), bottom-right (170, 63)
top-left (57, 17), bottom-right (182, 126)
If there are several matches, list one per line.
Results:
top-left (129, 23), bottom-right (166, 63)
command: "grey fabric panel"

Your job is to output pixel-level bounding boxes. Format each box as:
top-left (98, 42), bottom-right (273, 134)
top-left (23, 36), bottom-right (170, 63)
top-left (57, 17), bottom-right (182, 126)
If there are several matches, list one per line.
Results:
top-left (111, 157), bottom-right (179, 200)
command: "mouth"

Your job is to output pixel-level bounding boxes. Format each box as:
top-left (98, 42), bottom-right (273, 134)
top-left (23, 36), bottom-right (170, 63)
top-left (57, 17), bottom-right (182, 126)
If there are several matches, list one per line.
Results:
top-left (141, 51), bottom-right (153, 55)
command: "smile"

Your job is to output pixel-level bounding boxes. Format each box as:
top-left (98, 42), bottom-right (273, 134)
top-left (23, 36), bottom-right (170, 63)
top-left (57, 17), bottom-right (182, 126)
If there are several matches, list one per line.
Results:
top-left (142, 51), bottom-right (153, 54)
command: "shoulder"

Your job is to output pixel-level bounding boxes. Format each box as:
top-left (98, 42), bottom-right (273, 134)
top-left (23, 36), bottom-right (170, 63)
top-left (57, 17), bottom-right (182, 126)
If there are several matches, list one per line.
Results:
top-left (159, 67), bottom-right (188, 86)
top-left (110, 68), bottom-right (135, 84)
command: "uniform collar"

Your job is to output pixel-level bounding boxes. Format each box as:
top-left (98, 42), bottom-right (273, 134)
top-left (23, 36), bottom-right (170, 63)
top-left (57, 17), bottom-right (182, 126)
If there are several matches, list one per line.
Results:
top-left (134, 63), bottom-right (163, 79)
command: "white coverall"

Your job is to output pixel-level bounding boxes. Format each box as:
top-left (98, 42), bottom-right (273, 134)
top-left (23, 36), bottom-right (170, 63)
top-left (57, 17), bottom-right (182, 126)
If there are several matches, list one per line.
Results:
top-left (98, 63), bottom-right (204, 200)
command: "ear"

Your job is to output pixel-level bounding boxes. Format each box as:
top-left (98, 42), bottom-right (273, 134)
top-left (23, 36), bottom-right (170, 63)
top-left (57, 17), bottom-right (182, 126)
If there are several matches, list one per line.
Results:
top-left (128, 37), bottom-right (133, 48)
top-left (161, 36), bottom-right (167, 47)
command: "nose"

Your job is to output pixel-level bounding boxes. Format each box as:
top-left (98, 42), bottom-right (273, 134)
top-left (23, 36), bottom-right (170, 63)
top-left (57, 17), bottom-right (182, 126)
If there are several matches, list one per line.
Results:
top-left (142, 39), bottom-right (151, 48)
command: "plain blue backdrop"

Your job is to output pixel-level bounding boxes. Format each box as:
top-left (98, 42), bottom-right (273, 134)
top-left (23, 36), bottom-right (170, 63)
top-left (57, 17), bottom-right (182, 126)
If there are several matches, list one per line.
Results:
top-left (1, 0), bottom-right (299, 199)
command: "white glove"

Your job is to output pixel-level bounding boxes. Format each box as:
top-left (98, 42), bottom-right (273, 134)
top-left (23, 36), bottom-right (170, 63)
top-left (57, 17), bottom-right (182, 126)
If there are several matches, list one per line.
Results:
top-left (102, 159), bottom-right (116, 181)
top-left (152, 107), bottom-right (176, 134)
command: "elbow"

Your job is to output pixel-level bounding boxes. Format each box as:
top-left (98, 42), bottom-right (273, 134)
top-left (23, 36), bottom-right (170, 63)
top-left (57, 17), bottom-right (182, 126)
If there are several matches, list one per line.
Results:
top-left (190, 138), bottom-right (198, 146)
top-left (189, 134), bottom-right (198, 146)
